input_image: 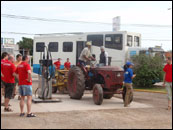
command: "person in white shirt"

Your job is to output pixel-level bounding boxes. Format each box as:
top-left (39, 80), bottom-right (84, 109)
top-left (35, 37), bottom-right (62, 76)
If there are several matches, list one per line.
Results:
top-left (99, 46), bottom-right (109, 66)
top-left (78, 41), bottom-right (95, 66)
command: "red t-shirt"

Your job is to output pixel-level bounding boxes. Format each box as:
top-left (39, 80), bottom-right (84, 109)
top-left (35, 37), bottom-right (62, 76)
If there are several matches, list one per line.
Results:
top-left (1, 59), bottom-right (7, 81)
top-left (3, 60), bottom-right (16, 83)
top-left (15, 61), bottom-right (32, 85)
top-left (64, 62), bottom-right (71, 70)
top-left (163, 64), bottom-right (172, 82)
top-left (54, 61), bottom-right (61, 69)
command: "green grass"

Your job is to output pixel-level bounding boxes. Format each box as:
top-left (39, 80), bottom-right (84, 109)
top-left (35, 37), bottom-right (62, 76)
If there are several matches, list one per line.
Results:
top-left (133, 86), bottom-right (167, 93)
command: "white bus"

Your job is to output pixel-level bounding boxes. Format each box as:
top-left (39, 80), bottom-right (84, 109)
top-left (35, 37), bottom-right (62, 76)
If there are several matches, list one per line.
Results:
top-left (33, 31), bottom-right (141, 74)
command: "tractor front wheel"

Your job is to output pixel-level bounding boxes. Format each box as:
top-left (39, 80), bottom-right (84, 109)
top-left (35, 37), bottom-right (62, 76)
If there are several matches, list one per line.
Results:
top-left (93, 84), bottom-right (103, 105)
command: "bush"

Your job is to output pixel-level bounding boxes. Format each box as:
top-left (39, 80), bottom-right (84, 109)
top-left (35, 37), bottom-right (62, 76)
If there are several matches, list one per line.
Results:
top-left (131, 54), bottom-right (164, 88)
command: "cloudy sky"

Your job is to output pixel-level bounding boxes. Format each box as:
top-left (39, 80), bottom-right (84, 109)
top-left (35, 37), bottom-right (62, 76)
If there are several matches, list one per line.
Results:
top-left (1, 1), bottom-right (172, 51)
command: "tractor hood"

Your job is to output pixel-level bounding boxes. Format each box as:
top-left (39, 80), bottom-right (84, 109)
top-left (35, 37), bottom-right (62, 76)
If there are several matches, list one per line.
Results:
top-left (91, 66), bottom-right (123, 72)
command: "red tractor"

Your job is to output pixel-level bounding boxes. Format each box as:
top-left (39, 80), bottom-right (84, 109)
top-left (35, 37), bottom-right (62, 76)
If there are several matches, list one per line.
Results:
top-left (68, 64), bottom-right (131, 105)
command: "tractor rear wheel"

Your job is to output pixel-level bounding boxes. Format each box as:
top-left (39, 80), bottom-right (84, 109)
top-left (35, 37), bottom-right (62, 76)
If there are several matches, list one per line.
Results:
top-left (93, 84), bottom-right (103, 105)
top-left (103, 94), bottom-right (114, 99)
top-left (122, 86), bottom-right (133, 103)
top-left (68, 66), bottom-right (85, 99)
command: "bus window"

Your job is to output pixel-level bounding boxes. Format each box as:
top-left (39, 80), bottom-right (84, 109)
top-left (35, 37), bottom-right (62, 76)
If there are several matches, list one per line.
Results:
top-left (63, 42), bottom-right (73, 52)
top-left (127, 35), bottom-right (133, 47)
top-left (48, 42), bottom-right (58, 52)
top-left (87, 35), bottom-right (103, 47)
top-left (105, 34), bottom-right (123, 50)
top-left (134, 36), bottom-right (140, 46)
top-left (36, 42), bottom-right (45, 52)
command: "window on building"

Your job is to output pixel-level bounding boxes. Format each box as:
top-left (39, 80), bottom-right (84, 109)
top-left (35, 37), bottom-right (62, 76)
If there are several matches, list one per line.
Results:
top-left (134, 36), bottom-right (140, 46)
top-left (127, 35), bottom-right (133, 47)
top-left (87, 35), bottom-right (103, 47)
top-left (105, 34), bottom-right (123, 50)
top-left (48, 42), bottom-right (58, 52)
top-left (63, 42), bottom-right (73, 52)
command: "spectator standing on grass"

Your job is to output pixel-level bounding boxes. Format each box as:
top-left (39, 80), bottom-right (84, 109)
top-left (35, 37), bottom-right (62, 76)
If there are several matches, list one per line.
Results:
top-left (163, 57), bottom-right (172, 110)
top-left (123, 62), bottom-right (136, 107)
top-left (14, 55), bottom-right (36, 117)
top-left (1, 52), bottom-right (9, 106)
top-left (3, 55), bottom-right (16, 112)
top-left (13, 54), bottom-right (22, 100)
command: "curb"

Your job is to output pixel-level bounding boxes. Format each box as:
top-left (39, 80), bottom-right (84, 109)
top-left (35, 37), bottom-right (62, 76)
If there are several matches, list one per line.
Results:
top-left (134, 89), bottom-right (167, 94)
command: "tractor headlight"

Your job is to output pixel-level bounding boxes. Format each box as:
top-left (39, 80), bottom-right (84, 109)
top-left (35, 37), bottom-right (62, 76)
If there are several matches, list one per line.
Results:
top-left (116, 72), bottom-right (121, 77)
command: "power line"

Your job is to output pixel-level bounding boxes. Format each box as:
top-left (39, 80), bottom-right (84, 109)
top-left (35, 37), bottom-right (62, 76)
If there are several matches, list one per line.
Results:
top-left (1, 14), bottom-right (111, 25)
top-left (1, 31), bottom-right (172, 41)
top-left (1, 14), bottom-right (172, 28)
top-left (1, 31), bottom-right (35, 35)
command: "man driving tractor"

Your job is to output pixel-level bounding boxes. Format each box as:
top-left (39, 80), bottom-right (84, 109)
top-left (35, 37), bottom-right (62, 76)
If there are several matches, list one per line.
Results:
top-left (78, 41), bottom-right (95, 66)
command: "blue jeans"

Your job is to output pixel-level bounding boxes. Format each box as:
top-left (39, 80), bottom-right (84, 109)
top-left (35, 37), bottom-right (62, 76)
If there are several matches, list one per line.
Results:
top-left (19, 85), bottom-right (32, 96)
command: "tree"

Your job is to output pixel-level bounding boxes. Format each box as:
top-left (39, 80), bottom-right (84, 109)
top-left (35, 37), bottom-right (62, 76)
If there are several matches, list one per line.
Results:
top-left (131, 54), bottom-right (164, 88)
top-left (17, 37), bottom-right (33, 55)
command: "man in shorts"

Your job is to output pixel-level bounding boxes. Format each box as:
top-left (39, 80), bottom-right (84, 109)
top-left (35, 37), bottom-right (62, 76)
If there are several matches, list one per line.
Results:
top-left (1, 52), bottom-right (9, 106)
top-left (14, 55), bottom-right (36, 117)
top-left (3, 55), bottom-right (16, 112)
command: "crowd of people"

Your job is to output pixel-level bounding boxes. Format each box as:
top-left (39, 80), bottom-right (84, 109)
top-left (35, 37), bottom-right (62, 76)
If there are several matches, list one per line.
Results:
top-left (1, 52), bottom-right (36, 117)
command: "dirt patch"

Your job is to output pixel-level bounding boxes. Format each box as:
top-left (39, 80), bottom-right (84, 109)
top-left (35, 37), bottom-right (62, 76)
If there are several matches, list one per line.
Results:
top-left (1, 108), bottom-right (172, 129)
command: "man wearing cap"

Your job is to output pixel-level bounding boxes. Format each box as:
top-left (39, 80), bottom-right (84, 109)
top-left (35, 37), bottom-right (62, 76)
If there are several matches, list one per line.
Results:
top-left (78, 41), bottom-right (95, 66)
top-left (123, 61), bottom-right (136, 107)
top-left (99, 46), bottom-right (109, 66)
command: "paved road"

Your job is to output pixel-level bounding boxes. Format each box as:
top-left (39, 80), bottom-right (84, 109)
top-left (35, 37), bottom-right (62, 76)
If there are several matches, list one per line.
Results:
top-left (1, 92), bottom-right (172, 129)
top-left (1, 74), bottom-right (172, 129)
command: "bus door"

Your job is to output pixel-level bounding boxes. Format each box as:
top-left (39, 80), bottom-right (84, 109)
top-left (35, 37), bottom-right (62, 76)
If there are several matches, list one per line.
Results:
top-left (76, 41), bottom-right (86, 65)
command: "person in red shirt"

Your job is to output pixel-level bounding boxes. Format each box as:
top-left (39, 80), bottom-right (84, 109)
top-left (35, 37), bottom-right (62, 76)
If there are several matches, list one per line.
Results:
top-left (2, 55), bottom-right (16, 112)
top-left (14, 55), bottom-right (36, 117)
top-left (163, 57), bottom-right (172, 110)
top-left (1, 52), bottom-right (9, 106)
top-left (64, 58), bottom-right (71, 70)
top-left (54, 58), bottom-right (61, 70)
